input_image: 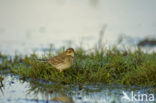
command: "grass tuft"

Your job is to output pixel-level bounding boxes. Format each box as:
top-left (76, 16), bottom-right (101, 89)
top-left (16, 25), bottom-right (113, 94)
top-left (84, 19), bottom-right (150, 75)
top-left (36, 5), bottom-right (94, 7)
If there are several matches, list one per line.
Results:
top-left (0, 47), bottom-right (156, 86)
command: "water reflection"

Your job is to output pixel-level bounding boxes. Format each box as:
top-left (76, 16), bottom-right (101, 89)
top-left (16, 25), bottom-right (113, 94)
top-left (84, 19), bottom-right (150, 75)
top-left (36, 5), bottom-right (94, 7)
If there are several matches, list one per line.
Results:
top-left (0, 75), bottom-right (155, 103)
top-left (26, 79), bottom-right (76, 102)
top-left (26, 79), bottom-right (84, 103)
top-left (52, 96), bottom-right (74, 103)
top-left (0, 76), bottom-right (4, 96)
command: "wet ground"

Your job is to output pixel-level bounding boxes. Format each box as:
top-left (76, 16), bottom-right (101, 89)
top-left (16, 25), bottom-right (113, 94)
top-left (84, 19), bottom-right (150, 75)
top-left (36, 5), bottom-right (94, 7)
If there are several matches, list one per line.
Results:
top-left (0, 74), bottom-right (155, 103)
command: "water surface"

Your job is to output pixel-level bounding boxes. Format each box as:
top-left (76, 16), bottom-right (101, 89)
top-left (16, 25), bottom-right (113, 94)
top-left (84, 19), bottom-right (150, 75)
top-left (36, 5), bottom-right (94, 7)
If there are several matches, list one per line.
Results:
top-left (0, 75), bottom-right (155, 103)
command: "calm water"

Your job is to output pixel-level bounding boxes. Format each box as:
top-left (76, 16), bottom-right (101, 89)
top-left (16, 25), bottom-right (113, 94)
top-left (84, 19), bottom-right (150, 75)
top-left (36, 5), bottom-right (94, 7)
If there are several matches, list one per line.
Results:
top-left (0, 0), bottom-right (156, 55)
top-left (0, 75), bottom-right (155, 103)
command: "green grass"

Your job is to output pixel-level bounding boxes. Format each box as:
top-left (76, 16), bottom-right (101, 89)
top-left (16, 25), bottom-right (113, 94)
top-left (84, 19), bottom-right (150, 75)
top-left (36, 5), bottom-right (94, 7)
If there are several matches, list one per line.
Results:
top-left (0, 47), bottom-right (156, 86)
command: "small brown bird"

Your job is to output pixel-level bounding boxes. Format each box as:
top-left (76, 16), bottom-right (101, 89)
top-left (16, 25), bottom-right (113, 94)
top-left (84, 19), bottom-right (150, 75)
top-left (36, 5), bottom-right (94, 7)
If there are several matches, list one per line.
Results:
top-left (48, 48), bottom-right (75, 72)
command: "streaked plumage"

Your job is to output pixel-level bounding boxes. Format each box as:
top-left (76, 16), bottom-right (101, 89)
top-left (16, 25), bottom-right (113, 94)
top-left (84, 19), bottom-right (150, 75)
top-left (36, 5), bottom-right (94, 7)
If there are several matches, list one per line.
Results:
top-left (48, 48), bottom-right (75, 72)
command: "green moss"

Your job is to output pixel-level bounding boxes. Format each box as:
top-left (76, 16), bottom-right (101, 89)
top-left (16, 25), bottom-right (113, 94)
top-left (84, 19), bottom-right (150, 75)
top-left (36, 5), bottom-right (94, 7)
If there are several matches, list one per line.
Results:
top-left (0, 47), bottom-right (156, 86)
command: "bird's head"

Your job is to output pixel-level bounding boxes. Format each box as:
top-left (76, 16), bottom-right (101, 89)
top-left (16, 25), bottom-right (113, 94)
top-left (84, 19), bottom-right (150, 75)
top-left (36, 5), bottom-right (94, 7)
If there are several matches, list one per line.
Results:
top-left (65, 48), bottom-right (75, 57)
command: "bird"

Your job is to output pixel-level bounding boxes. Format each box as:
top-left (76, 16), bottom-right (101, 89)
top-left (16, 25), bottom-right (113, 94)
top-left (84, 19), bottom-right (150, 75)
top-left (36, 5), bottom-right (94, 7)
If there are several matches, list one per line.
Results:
top-left (48, 48), bottom-right (75, 72)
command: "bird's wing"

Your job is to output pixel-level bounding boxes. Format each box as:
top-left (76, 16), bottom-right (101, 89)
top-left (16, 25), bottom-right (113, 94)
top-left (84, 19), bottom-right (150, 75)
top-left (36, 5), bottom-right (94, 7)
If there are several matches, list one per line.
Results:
top-left (48, 55), bottom-right (66, 65)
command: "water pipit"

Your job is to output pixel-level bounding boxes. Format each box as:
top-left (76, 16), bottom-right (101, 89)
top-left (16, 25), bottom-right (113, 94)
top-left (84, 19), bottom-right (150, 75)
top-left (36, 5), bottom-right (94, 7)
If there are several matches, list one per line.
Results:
top-left (48, 48), bottom-right (75, 72)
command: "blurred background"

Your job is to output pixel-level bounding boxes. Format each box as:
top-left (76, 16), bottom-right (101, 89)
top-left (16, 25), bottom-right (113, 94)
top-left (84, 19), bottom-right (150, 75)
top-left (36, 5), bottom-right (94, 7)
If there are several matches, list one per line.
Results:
top-left (0, 0), bottom-right (156, 55)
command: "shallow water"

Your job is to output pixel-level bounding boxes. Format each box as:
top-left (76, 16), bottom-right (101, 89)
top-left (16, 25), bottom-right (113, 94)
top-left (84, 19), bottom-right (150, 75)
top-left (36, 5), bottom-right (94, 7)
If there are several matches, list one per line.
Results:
top-left (0, 75), bottom-right (155, 103)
